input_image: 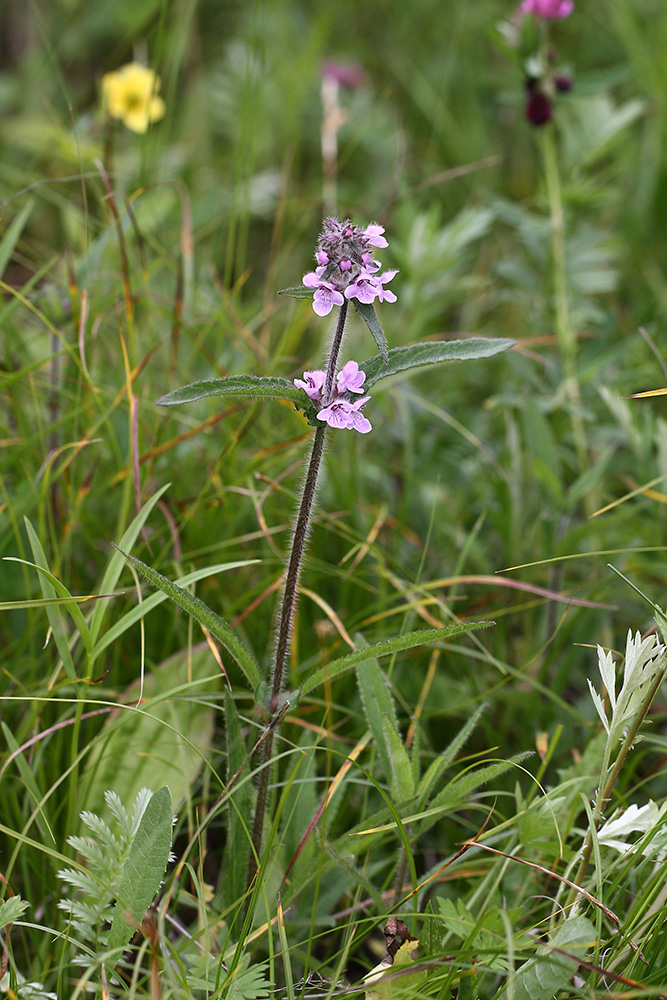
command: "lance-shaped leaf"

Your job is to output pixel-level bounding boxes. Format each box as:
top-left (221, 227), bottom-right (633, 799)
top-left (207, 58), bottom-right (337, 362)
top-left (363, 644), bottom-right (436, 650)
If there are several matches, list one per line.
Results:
top-left (107, 787), bottom-right (173, 962)
top-left (361, 337), bottom-right (516, 388)
top-left (351, 299), bottom-right (389, 362)
top-left (114, 547), bottom-right (261, 692)
top-left (300, 620), bottom-right (494, 696)
top-left (157, 374), bottom-right (306, 409)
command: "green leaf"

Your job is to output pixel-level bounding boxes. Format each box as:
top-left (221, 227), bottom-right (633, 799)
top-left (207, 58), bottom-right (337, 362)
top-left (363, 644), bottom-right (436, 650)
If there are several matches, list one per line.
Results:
top-left (23, 517), bottom-right (77, 682)
top-left (156, 374), bottom-right (306, 408)
top-left (222, 691), bottom-right (252, 912)
top-left (0, 895), bottom-right (29, 931)
top-left (91, 559), bottom-right (258, 660)
top-left (2, 722), bottom-right (55, 841)
top-left (354, 642), bottom-right (415, 800)
top-left (89, 483), bottom-right (171, 648)
top-left (83, 645), bottom-right (218, 816)
top-left (360, 337), bottom-right (516, 388)
top-left (7, 554), bottom-right (93, 659)
top-left (496, 916), bottom-right (595, 1000)
top-left (420, 900), bottom-right (440, 959)
top-left (300, 621), bottom-right (494, 696)
top-left (107, 787), bottom-right (172, 961)
top-left (351, 299), bottom-right (389, 362)
top-left (0, 198), bottom-right (34, 278)
top-left (115, 548), bottom-right (261, 691)
top-left (355, 638), bottom-right (402, 792)
top-left (278, 285), bottom-right (317, 300)
top-left (417, 704), bottom-right (486, 809)
top-left (413, 753), bottom-right (533, 837)
top-left (384, 714), bottom-right (414, 802)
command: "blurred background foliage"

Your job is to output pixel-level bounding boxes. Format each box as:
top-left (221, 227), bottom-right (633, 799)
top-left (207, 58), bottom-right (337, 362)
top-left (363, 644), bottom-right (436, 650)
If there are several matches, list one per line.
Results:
top-left (2, 0), bottom-right (667, 987)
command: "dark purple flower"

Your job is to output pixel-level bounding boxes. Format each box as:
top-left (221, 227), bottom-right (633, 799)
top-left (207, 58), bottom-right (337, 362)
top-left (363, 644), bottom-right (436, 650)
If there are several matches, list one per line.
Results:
top-left (526, 89), bottom-right (553, 126)
top-left (554, 73), bottom-right (573, 92)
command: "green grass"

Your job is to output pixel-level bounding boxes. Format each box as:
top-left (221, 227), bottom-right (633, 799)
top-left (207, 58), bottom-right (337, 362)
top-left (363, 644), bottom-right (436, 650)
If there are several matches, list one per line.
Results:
top-left (2, 0), bottom-right (667, 996)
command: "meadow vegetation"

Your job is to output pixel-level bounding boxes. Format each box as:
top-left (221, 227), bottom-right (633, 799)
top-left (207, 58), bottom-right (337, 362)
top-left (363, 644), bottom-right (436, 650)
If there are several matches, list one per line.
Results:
top-left (2, 0), bottom-right (667, 996)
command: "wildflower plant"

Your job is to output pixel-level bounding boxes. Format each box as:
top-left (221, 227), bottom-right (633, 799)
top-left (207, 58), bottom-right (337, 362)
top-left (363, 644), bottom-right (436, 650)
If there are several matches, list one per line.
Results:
top-left (566, 610), bottom-right (667, 907)
top-left (115, 216), bottom-right (514, 889)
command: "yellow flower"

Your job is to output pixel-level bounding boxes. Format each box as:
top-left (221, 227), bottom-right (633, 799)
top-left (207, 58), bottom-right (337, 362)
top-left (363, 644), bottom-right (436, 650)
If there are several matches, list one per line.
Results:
top-left (101, 62), bottom-right (166, 134)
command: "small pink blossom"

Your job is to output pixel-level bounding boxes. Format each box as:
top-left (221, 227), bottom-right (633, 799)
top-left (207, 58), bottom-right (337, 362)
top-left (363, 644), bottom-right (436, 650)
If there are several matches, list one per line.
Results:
top-left (317, 396), bottom-right (372, 434)
top-left (336, 360), bottom-right (366, 394)
top-left (346, 397), bottom-right (372, 433)
top-left (363, 224), bottom-right (389, 249)
top-left (316, 250), bottom-right (329, 265)
top-left (374, 270), bottom-right (398, 303)
top-left (294, 369), bottom-right (326, 399)
top-left (344, 273), bottom-right (380, 304)
top-left (303, 271), bottom-right (344, 316)
top-left (520, 0), bottom-right (573, 18)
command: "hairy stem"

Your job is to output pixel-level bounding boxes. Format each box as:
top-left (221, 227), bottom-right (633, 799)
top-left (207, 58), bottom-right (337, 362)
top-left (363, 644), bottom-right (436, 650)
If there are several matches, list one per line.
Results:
top-left (247, 301), bottom-right (349, 891)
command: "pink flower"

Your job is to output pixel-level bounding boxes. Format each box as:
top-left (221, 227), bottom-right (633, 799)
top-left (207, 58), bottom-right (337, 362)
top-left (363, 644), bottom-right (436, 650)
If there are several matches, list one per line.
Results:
top-left (300, 218), bottom-right (398, 315)
top-left (520, 0), bottom-right (574, 18)
top-left (344, 273), bottom-right (380, 304)
top-left (317, 397), bottom-right (372, 434)
top-left (363, 224), bottom-right (389, 249)
top-left (374, 270), bottom-right (398, 303)
top-left (336, 360), bottom-right (366, 394)
top-left (294, 369), bottom-right (326, 400)
top-left (303, 271), bottom-right (344, 316)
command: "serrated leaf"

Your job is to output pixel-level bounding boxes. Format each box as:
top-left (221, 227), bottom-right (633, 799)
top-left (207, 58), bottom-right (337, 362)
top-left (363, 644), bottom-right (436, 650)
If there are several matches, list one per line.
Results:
top-left (0, 895), bottom-right (29, 930)
top-left (360, 337), bottom-right (516, 388)
top-left (278, 285), bottom-right (317, 300)
top-left (355, 642), bottom-right (403, 795)
top-left (107, 787), bottom-right (172, 961)
top-left (351, 299), bottom-right (389, 362)
top-left (115, 548), bottom-right (260, 691)
top-left (587, 679), bottom-right (609, 732)
top-left (496, 916), bottom-right (595, 1000)
top-left (300, 621), bottom-right (494, 696)
top-left (156, 374), bottom-right (305, 408)
top-left (417, 704), bottom-right (486, 809)
top-left (384, 714), bottom-right (414, 802)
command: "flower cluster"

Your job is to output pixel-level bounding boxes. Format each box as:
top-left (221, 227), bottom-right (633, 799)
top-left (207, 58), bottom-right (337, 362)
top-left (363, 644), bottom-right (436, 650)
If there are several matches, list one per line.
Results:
top-left (101, 62), bottom-right (166, 134)
top-left (294, 360), bottom-right (372, 433)
top-left (510, 0), bottom-right (574, 127)
top-left (302, 218), bottom-right (397, 316)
